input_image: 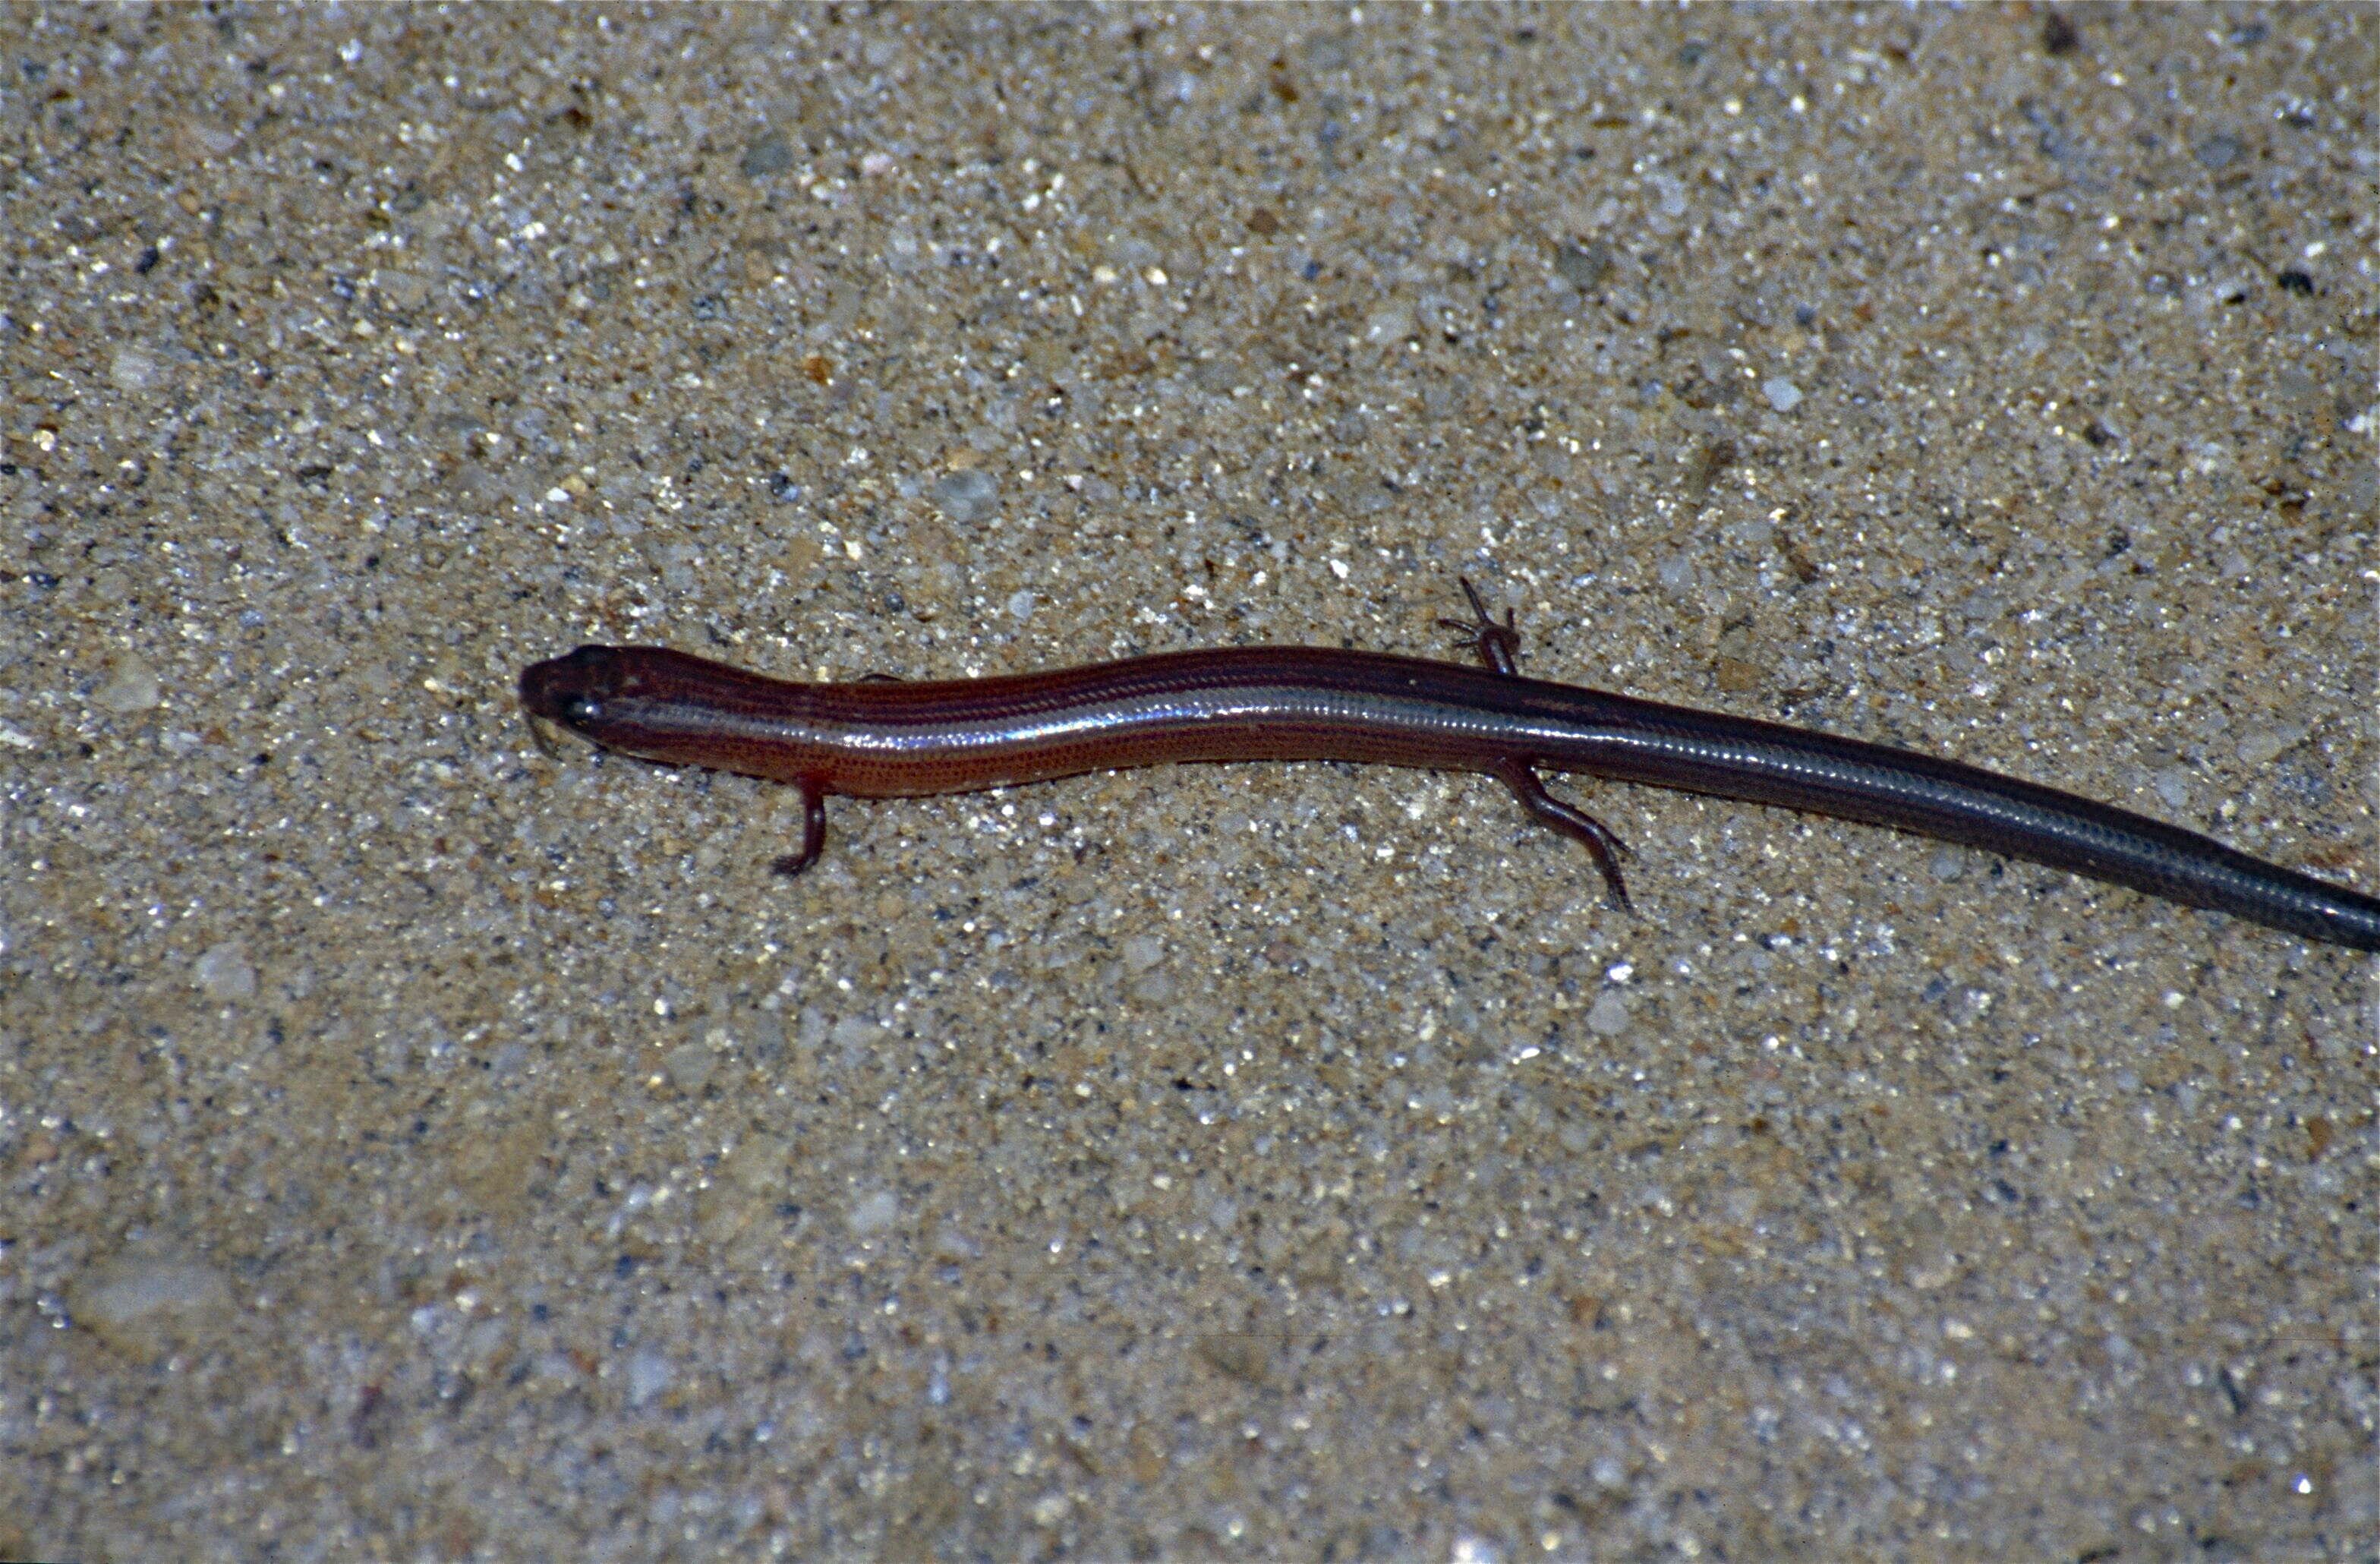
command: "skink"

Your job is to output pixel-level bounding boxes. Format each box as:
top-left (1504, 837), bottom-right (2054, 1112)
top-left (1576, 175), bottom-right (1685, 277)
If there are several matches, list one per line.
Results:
top-left (519, 582), bottom-right (2380, 951)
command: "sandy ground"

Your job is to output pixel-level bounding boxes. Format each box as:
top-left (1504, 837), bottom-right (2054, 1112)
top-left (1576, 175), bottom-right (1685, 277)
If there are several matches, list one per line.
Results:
top-left (4, 5), bottom-right (2375, 1559)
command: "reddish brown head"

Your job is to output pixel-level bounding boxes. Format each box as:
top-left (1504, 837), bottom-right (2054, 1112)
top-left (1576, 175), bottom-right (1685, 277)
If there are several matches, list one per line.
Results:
top-left (519, 645), bottom-right (742, 761)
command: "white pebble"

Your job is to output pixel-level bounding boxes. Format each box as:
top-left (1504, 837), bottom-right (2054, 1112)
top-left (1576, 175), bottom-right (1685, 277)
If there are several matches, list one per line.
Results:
top-left (70, 1248), bottom-right (231, 1357)
top-left (625, 1348), bottom-right (673, 1407)
top-left (110, 347), bottom-right (157, 391)
top-left (195, 942), bottom-right (257, 1002)
top-left (96, 657), bottom-right (162, 714)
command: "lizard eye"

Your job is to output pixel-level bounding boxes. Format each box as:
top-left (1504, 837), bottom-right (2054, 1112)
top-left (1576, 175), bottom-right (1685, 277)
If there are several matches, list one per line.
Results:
top-left (561, 695), bottom-right (603, 725)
